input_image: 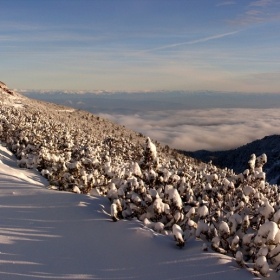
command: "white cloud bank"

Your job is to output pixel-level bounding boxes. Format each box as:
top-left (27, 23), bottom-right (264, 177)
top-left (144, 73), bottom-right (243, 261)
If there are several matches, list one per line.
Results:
top-left (99, 108), bottom-right (280, 151)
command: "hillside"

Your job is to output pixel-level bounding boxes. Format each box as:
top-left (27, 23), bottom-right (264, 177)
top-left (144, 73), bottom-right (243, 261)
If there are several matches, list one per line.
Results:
top-left (0, 143), bottom-right (261, 280)
top-left (185, 135), bottom-right (280, 184)
top-left (2, 83), bottom-right (280, 278)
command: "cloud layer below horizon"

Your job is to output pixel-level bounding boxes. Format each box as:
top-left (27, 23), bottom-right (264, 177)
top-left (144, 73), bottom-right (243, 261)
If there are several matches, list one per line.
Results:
top-left (99, 108), bottom-right (280, 151)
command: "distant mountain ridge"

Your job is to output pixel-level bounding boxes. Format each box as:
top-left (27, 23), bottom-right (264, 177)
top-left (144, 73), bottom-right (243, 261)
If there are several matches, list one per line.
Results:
top-left (184, 134), bottom-right (280, 184)
top-left (20, 90), bottom-right (280, 113)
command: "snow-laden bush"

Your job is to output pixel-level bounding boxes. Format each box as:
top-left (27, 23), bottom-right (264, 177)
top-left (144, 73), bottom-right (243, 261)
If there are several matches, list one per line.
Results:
top-left (253, 256), bottom-right (270, 277)
top-left (254, 221), bottom-right (280, 246)
top-left (172, 224), bottom-right (184, 248)
top-left (236, 251), bottom-right (246, 268)
top-left (256, 153), bottom-right (267, 170)
top-left (196, 220), bottom-right (209, 238)
top-left (248, 153), bottom-right (256, 172)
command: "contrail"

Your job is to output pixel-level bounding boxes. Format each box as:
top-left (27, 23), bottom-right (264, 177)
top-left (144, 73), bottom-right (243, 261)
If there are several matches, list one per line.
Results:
top-left (140, 30), bottom-right (240, 53)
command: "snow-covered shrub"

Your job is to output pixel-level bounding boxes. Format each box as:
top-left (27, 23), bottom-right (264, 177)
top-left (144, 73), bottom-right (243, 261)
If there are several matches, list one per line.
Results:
top-left (248, 154), bottom-right (256, 172)
top-left (253, 256), bottom-right (270, 277)
top-left (259, 198), bottom-right (275, 221)
top-left (219, 221), bottom-right (230, 239)
top-left (228, 213), bottom-right (242, 235)
top-left (256, 153), bottom-right (267, 170)
top-left (211, 236), bottom-right (227, 254)
top-left (172, 224), bottom-right (184, 248)
top-left (143, 137), bottom-right (157, 164)
top-left (230, 235), bottom-right (239, 254)
top-left (235, 251), bottom-right (246, 268)
top-left (196, 221), bottom-right (209, 239)
top-left (254, 221), bottom-right (279, 246)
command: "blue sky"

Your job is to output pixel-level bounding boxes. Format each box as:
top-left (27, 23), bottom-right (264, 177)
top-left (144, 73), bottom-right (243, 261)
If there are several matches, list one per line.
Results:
top-left (1, 0), bottom-right (280, 92)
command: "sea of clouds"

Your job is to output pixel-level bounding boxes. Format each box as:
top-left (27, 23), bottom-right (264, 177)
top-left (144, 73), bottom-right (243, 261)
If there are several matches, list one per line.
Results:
top-left (99, 108), bottom-right (280, 151)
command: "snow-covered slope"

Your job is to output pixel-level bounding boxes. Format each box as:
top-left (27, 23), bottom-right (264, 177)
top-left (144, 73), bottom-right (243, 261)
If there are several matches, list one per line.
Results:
top-left (0, 144), bottom-right (262, 280)
top-left (2, 83), bottom-right (280, 279)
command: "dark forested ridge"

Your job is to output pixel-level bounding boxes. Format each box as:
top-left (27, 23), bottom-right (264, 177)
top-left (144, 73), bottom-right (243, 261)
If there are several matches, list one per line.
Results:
top-left (184, 135), bottom-right (280, 184)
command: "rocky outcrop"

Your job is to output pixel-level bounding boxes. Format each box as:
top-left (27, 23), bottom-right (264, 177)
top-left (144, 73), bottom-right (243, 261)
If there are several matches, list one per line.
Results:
top-left (0, 81), bottom-right (14, 95)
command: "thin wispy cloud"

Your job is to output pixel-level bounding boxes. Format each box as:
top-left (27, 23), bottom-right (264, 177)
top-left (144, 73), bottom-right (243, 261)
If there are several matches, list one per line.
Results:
top-left (249, 0), bottom-right (274, 7)
top-left (246, 10), bottom-right (263, 15)
top-left (240, 71), bottom-right (280, 85)
top-left (0, 31), bottom-right (106, 44)
top-left (216, 1), bottom-right (236, 7)
top-left (229, 0), bottom-right (279, 25)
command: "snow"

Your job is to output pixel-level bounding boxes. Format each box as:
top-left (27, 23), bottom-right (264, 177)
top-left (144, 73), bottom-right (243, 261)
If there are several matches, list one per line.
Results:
top-left (255, 221), bottom-right (280, 246)
top-left (248, 154), bottom-right (256, 171)
top-left (254, 256), bottom-right (270, 277)
top-left (0, 89), bottom-right (23, 108)
top-left (0, 144), bottom-right (274, 280)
